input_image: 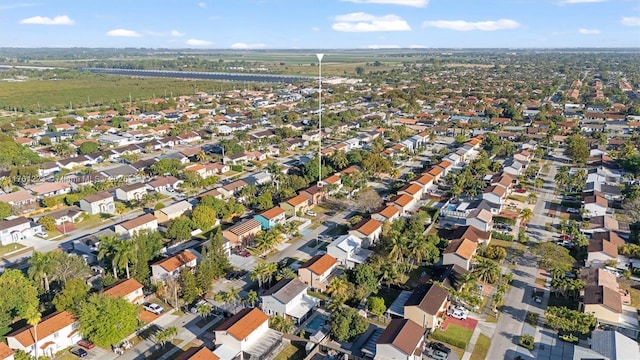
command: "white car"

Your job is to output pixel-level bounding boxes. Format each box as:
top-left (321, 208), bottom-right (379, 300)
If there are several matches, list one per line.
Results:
top-left (566, 208), bottom-right (579, 214)
top-left (35, 231), bottom-right (48, 238)
top-left (143, 302), bottom-right (164, 315)
top-left (190, 300), bottom-right (210, 314)
top-left (306, 211), bottom-right (317, 217)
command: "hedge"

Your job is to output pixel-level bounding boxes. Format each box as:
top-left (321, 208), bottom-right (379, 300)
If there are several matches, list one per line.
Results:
top-left (493, 216), bottom-right (516, 225)
top-left (491, 231), bottom-right (514, 241)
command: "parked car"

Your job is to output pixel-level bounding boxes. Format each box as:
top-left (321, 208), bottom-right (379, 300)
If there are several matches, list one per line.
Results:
top-left (70, 348), bottom-right (88, 358)
top-left (190, 299), bottom-right (210, 314)
top-left (559, 234), bottom-right (574, 240)
top-left (306, 210), bottom-right (317, 217)
top-left (425, 342), bottom-right (450, 360)
top-left (514, 188), bottom-right (526, 193)
top-left (143, 302), bottom-right (164, 315)
top-left (566, 208), bottom-right (579, 214)
top-left (446, 307), bottom-right (468, 320)
top-left (237, 249), bottom-right (251, 257)
top-left (35, 231), bottom-right (48, 238)
top-left (77, 339), bottom-right (95, 350)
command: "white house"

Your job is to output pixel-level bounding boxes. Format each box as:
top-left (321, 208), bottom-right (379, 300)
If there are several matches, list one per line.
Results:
top-left (375, 318), bottom-right (426, 360)
top-left (6, 311), bottom-right (81, 358)
top-left (114, 213), bottom-right (158, 239)
top-left (78, 192), bottom-right (115, 215)
top-left (261, 278), bottom-right (317, 324)
top-left (584, 191), bottom-right (608, 217)
top-left (349, 218), bottom-right (383, 247)
top-left (442, 239), bottom-right (477, 271)
top-left (103, 278), bottom-right (145, 304)
top-left (0, 217), bottom-right (42, 246)
top-left (327, 234), bottom-right (373, 269)
top-left (465, 208), bottom-right (493, 232)
top-left (151, 250), bottom-right (198, 283)
top-left (214, 308), bottom-right (281, 360)
top-left (115, 183), bottom-right (147, 202)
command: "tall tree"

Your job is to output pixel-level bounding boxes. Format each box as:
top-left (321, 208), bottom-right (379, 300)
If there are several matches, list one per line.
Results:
top-left (27, 251), bottom-right (52, 295)
top-left (24, 308), bottom-right (41, 360)
top-left (78, 294), bottom-right (140, 348)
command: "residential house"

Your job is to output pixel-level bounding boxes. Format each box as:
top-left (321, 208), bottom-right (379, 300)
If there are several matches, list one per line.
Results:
top-left (6, 311), bottom-right (80, 358)
top-left (502, 158), bottom-right (526, 176)
top-left (327, 234), bottom-right (373, 269)
top-left (37, 162), bottom-right (60, 178)
top-left (56, 155), bottom-right (92, 169)
top-left (253, 207), bottom-right (286, 230)
top-left (31, 206), bottom-right (82, 226)
top-left (0, 217), bottom-right (42, 246)
top-left (388, 194), bottom-right (417, 216)
top-left (151, 250), bottom-right (198, 283)
top-left (320, 175), bottom-right (342, 193)
top-left (154, 201), bottom-right (193, 223)
top-left (115, 183), bottom-right (147, 202)
top-left (403, 283), bottom-right (449, 332)
top-left (589, 331), bottom-right (640, 360)
top-left (411, 174), bottom-right (435, 193)
top-left (482, 185), bottom-right (507, 205)
top-left (465, 208), bottom-right (493, 232)
top-left (78, 192), bottom-right (115, 215)
top-left (175, 346), bottom-right (220, 360)
top-left (375, 319), bottom-right (426, 360)
top-left (299, 185), bottom-right (326, 206)
top-left (0, 190), bottom-right (36, 207)
top-left (103, 278), bottom-right (145, 304)
top-left (0, 343), bottom-right (13, 360)
top-left (583, 191), bottom-right (609, 217)
top-left (280, 195), bottom-right (309, 217)
top-left (397, 183), bottom-right (424, 202)
top-left (261, 278), bottom-right (317, 324)
top-left (587, 238), bottom-right (619, 268)
top-left (442, 239), bottom-right (477, 271)
top-left (436, 160), bottom-right (454, 176)
top-left (426, 167), bottom-right (443, 182)
top-left (218, 180), bottom-right (248, 199)
top-left (222, 219), bottom-right (261, 248)
top-left (146, 176), bottom-right (181, 192)
top-left (446, 225), bottom-right (492, 244)
top-left (213, 308), bottom-right (281, 360)
top-left (372, 205), bottom-right (401, 223)
top-left (114, 213), bottom-right (158, 239)
top-left (28, 182), bottom-right (71, 198)
top-left (581, 285), bottom-right (623, 324)
top-left (349, 218), bottom-right (383, 247)
top-left (297, 254), bottom-right (338, 292)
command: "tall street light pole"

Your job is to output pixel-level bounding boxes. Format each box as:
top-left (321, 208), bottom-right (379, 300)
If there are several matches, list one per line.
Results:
top-left (316, 53), bottom-right (324, 186)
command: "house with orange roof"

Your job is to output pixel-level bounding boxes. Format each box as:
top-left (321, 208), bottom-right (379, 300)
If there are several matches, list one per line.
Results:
top-left (398, 183), bottom-right (423, 202)
top-left (442, 238), bottom-right (477, 271)
top-left (300, 185), bottom-right (326, 206)
top-left (467, 137), bottom-right (482, 149)
top-left (388, 194), bottom-right (417, 216)
top-left (253, 206), bottom-right (286, 230)
top-left (297, 254), bottom-right (338, 292)
top-left (411, 174), bottom-right (434, 193)
top-left (426, 167), bottom-right (443, 182)
top-left (482, 185), bottom-right (508, 206)
top-left (0, 343), bottom-right (13, 360)
top-left (436, 160), bottom-right (454, 176)
top-left (214, 308), bottom-right (280, 360)
top-left (176, 346), bottom-right (220, 360)
top-left (320, 174), bottom-right (342, 192)
top-left (103, 278), bottom-right (145, 304)
top-left (349, 218), bottom-right (383, 246)
top-left (6, 311), bottom-right (80, 358)
top-left (372, 205), bottom-right (401, 224)
top-left (280, 194), bottom-right (309, 217)
top-left (151, 250), bottom-right (198, 283)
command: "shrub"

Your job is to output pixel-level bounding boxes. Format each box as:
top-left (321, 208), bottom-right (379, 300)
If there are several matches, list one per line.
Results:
top-left (525, 312), bottom-right (539, 326)
top-left (518, 334), bottom-right (534, 350)
top-left (491, 231), bottom-right (514, 241)
top-left (493, 216), bottom-right (516, 225)
top-left (230, 165), bottom-right (243, 172)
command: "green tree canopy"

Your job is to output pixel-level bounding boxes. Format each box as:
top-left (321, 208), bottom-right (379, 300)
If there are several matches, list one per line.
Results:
top-left (0, 202), bottom-right (11, 218)
top-left (329, 307), bottom-right (368, 341)
top-left (0, 270), bottom-right (39, 337)
top-left (78, 141), bottom-right (99, 155)
top-left (78, 294), bottom-right (140, 348)
top-left (52, 278), bottom-right (90, 313)
top-left (166, 217), bottom-right (194, 241)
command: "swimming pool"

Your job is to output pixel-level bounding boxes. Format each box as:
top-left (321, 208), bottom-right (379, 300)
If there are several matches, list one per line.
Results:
top-left (447, 204), bottom-right (457, 211)
top-left (306, 315), bottom-right (326, 332)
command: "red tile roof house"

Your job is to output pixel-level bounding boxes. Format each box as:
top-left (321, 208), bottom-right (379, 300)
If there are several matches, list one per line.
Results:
top-left (176, 346), bottom-right (220, 360)
top-left (103, 278), bottom-right (145, 304)
top-left (114, 213), bottom-right (158, 239)
top-left (375, 318), bottom-right (426, 360)
top-left (297, 254), bottom-right (339, 292)
top-left (0, 342), bottom-right (14, 360)
top-left (279, 195), bottom-right (309, 217)
top-left (388, 194), bottom-right (418, 216)
top-left (349, 218), bottom-right (384, 247)
top-left (213, 308), bottom-right (281, 360)
top-left (299, 185), bottom-right (326, 206)
top-left (372, 205), bottom-right (400, 224)
top-left (253, 206), bottom-right (286, 230)
top-left (397, 183), bottom-right (424, 202)
top-left (6, 311), bottom-right (81, 358)
top-left (151, 250), bottom-right (198, 283)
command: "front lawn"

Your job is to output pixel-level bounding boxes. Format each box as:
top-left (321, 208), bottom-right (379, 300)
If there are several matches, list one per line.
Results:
top-left (0, 243), bottom-right (25, 256)
top-left (429, 323), bottom-right (473, 350)
top-left (273, 344), bottom-right (305, 360)
top-left (619, 281), bottom-right (640, 308)
top-left (470, 334), bottom-right (491, 360)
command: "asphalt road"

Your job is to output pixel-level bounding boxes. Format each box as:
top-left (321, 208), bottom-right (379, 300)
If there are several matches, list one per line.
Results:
top-left (486, 157), bottom-right (559, 360)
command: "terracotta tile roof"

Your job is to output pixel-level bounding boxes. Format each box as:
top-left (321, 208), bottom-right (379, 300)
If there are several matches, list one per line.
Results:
top-left (467, 208), bottom-right (493, 224)
top-left (588, 239), bottom-right (618, 258)
top-left (437, 160), bottom-right (453, 169)
top-left (427, 167), bottom-right (442, 177)
top-left (591, 231), bottom-right (625, 247)
top-left (444, 239), bottom-right (477, 260)
top-left (103, 278), bottom-right (143, 299)
top-left (286, 194), bottom-right (308, 207)
top-left (584, 191), bottom-right (608, 207)
top-left (323, 174), bottom-right (341, 184)
top-left (352, 218), bottom-right (383, 236)
top-left (580, 268), bottom-right (619, 291)
top-left (467, 138), bottom-right (481, 146)
top-left (391, 194), bottom-right (414, 208)
top-left (404, 283), bottom-right (449, 316)
top-left (340, 166), bottom-right (361, 175)
top-left (0, 343), bottom-right (13, 359)
top-left (8, 311), bottom-right (76, 347)
top-left (257, 206), bottom-right (285, 220)
top-left (299, 254), bottom-right (337, 275)
top-left (583, 285), bottom-right (622, 313)
top-left (399, 183), bottom-right (422, 196)
top-left (215, 308), bottom-right (268, 341)
top-left (376, 318), bottom-right (424, 356)
top-left (378, 205), bottom-right (400, 219)
top-left (175, 346), bottom-right (220, 360)
top-left (412, 174), bottom-right (434, 186)
top-left (485, 185), bottom-right (506, 197)
top-left (118, 213), bottom-right (157, 230)
top-left (153, 250), bottom-right (197, 272)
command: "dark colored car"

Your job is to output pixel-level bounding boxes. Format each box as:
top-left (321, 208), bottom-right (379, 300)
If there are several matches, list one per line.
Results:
top-left (78, 339), bottom-right (95, 349)
top-left (70, 347), bottom-right (88, 358)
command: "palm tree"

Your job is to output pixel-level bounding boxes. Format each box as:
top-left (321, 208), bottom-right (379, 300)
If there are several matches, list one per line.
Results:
top-left (113, 238), bottom-right (136, 279)
top-left (534, 178), bottom-right (544, 190)
top-left (97, 234), bottom-right (122, 279)
top-left (329, 150), bottom-right (349, 170)
top-left (276, 267), bottom-right (296, 281)
top-left (520, 208), bottom-right (534, 224)
top-left (555, 166), bottom-right (570, 192)
top-left (386, 232), bottom-right (407, 263)
top-left (473, 257), bottom-right (500, 285)
top-left (25, 308), bottom-right (41, 359)
top-left (28, 251), bottom-right (52, 295)
top-left (327, 276), bottom-right (349, 300)
top-left (264, 262), bottom-right (278, 288)
top-left (245, 290), bottom-right (258, 308)
top-left (197, 303), bottom-right (213, 320)
top-left (155, 326), bottom-right (178, 347)
top-left (195, 150), bottom-right (208, 162)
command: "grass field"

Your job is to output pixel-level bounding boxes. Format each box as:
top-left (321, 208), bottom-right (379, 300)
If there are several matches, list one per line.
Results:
top-left (430, 323), bottom-right (473, 351)
top-left (470, 334), bottom-right (491, 360)
top-left (273, 344), bottom-right (305, 360)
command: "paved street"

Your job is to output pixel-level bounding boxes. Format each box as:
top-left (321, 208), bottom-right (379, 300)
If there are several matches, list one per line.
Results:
top-left (486, 156), bottom-right (559, 360)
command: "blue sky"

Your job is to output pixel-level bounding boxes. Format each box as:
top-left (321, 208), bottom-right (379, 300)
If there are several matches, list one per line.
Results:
top-left (1, 0), bottom-right (639, 48)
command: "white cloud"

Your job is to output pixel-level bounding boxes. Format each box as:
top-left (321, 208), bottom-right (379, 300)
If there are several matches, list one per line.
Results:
top-left (578, 28), bottom-right (600, 34)
top-left (198, 2), bottom-right (206, 8)
top-left (187, 38), bottom-right (214, 46)
top-left (106, 29), bottom-right (142, 37)
top-left (19, 15), bottom-right (74, 25)
top-left (367, 44), bottom-right (401, 49)
top-left (341, 0), bottom-right (428, 7)
top-left (621, 17), bottom-right (640, 26)
top-left (422, 18), bottom-right (520, 31)
top-left (312, 27), bottom-right (320, 32)
top-left (333, 12), bottom-right (411, 32)
top-left (230, 42), bottom-right (266, 49)
top-left (170, 30), bottom-right (185, 37)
